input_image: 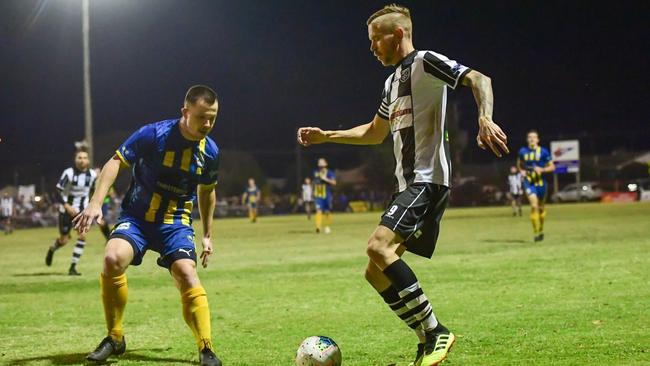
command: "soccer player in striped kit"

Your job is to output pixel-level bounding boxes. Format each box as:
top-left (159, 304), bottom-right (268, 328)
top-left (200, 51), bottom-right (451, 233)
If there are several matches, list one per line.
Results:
top-left (298, 4), bottom-right (508, 365)
top-left (45, 148), bottom-right (97, 275)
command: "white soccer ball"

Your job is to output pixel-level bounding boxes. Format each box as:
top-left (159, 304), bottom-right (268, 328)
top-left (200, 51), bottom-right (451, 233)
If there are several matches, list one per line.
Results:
top-left (295, 336), bottom-right (342, 366)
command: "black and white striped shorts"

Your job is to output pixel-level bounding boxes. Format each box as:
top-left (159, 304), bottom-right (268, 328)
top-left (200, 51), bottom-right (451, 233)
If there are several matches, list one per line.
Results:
top-left (379, 183), bottom-right (449, 258)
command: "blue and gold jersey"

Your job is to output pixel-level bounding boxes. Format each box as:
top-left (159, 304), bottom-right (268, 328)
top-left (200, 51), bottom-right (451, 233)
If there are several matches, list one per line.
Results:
top-left (518, 146), bottom-right (551, 186)
top-left (115, 119), bottom-right (219, 225)
top-left (313, 169), bottom-right (335, 199)
top-left (243, 187), bottom-right (260, 204)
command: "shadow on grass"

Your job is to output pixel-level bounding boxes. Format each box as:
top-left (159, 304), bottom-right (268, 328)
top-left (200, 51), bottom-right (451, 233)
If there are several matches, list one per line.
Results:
top-left (9, 348), bottom-right (194, 365)
top-left (480, 238), bottom-right (527, 244)
top-left (287, 229), bottom-right (316, 234)
top-left (11, 272), bottom-right (68, 277)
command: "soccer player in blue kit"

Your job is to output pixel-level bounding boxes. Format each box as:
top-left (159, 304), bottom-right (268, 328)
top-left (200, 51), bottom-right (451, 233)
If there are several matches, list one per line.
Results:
top-left (517, 130), bottom-right (555, 242)
top-left (73, 85), bottom-right (222, 366)
top-left (312, 158), bottom-right (336, 234)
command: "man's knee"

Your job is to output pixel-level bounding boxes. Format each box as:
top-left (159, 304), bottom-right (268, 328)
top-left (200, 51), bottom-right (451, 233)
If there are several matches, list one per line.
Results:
top-left (171, 260), bottom-right (200, 289)
top-left (58, 235), bottom-right (70, 245)
top-left (366, 230), bottom-right (394, 263)
top-left (103, 240), bottom-right (133, 275)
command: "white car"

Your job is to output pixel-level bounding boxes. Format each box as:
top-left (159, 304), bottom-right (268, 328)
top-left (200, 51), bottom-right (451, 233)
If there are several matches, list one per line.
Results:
top-left (551, 182), bottom-right (603, 203)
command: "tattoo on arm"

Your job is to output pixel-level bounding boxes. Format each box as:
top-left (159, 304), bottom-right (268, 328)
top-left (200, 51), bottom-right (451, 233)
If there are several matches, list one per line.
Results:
top-left (471, 74), bottom-right (494, 118)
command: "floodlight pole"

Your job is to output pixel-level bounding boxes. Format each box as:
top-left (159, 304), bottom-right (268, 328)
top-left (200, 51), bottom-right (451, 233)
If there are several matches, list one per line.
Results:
top-left (82, 0), bottom-right (94, 166)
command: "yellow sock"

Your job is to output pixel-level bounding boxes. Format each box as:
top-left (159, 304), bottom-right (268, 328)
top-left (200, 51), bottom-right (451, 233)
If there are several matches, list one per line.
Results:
top-left (530, 211), bottom-right (540, 234)
top-left (100, 273), bottom-right (128, 342)
top-left (539, 210), bottom-right (546, 233)
top-left (181, 286), bottom-right (212, 351)
top-left (324, 212), bottom-right (332, 226)
top-left (315, 212), bottom-right (322, 230)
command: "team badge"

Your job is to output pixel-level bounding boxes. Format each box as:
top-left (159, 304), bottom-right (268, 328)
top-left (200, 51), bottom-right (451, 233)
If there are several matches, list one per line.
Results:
top-left (400, 67), bottom-right (410, 83)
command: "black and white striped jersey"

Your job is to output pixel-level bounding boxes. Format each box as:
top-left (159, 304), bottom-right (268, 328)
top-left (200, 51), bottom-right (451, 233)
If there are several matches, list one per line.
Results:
top-left (377, 50), bottom-right (471, 192)
top-left (55, 167), bottom-right (97, 213)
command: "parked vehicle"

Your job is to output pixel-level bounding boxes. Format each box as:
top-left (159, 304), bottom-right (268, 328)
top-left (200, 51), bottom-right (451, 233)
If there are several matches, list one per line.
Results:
top-left (626, 178), bottom-right (650, 201)
top-left (551, 182), bottom-right (603, 202)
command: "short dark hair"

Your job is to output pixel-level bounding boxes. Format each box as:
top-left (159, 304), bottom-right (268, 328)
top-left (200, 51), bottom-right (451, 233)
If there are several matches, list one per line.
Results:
top-left (527, 129), bottom-right (539, 136)
top-left (184, 85), bottom-right (218, 105)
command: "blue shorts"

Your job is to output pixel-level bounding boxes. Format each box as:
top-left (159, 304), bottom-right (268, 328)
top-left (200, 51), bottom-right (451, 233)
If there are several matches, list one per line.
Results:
top-left (109, 215), bottom-right (197, 269)
top-left (524, 181), bottom-right (548, 202)
top-left (315, 197), bottom-right (332, 212)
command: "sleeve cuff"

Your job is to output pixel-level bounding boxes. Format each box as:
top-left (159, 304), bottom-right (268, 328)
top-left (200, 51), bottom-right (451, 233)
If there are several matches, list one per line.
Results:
top-left (453, 68), bottom-right (473, 90)
top-left (115, 150), bottom-right (131, 167)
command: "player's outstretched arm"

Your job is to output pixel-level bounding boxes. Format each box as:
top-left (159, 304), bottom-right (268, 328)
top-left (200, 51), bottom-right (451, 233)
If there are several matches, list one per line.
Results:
top-left (197, 184), bottom-right (217, 268)
top-left (73, 156), bottom-right (123, 233)
top-left (297, 114), bottom-right (390, 147)
top-left (462, 70), bottom-right (509, 157)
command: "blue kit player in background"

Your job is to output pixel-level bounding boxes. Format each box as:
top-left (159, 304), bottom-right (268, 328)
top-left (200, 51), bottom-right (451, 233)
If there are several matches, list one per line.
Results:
top-left (313, 158), bottom-right (336, 234)
top-left (73, 85), bottom-right (223, 366)
top-left (517, 130), bottom-right (555, 242)
top-left (242, 177), bottom-right (261, 223)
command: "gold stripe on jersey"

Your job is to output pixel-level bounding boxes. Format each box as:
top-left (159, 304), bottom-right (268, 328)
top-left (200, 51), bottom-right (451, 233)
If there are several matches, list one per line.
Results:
top-left (197, 139), bottom-right (206, 175)
top-left (163, 151), bottom-right (175, 167)
top-left (180, 148), bottom-right (192, 172)
top-left (144, 193), bottom-right (162, 222)
top-left (181, 201), bottom-right (193, 226)
top-left (163, 199), bottom-right (177, 224)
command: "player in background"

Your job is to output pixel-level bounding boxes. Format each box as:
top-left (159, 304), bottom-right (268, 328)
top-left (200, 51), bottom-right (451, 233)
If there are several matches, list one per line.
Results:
top-left (242, 178), bottom-right (261, 223)
top-left (1, 193), bottom-right (14, 234)
top-left (302, 177), bottom-right (314, 220)
top-left (313, 158), bottom-right (336, 234)
top-left (507, 166), bottom-right (523, 216)
top-left (72, 85), bottom-right (222, 366)
top-left (45, 149), bottom-right (97, 275)
top-left (298, 4), bottom-right (508, 365)
top-left (517, 130), bottom-right (555, 242)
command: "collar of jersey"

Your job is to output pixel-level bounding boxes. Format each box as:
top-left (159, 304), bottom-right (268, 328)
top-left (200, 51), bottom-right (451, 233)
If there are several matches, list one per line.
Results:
top-left (396, 50), bottom-right (418, 69)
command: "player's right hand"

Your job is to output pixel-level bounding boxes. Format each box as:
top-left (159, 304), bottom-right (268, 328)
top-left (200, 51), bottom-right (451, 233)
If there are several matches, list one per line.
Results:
top-left (297, 127), bottom-right (326, 147)
top-left (72, 201), bottom-right (103, 234)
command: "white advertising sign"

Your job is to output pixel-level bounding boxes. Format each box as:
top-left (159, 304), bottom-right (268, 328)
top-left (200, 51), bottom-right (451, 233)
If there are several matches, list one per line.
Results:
top-left (550, 140), bottom-right (580, 174)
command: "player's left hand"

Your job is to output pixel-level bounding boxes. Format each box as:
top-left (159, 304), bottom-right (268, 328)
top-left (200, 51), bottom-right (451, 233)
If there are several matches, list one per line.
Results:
top-left (477, 116), bottom-right (509, 157)
top-left (199, 236), bottom-right (213, 268)
top-left (533, 166), bottom-right (544, 174)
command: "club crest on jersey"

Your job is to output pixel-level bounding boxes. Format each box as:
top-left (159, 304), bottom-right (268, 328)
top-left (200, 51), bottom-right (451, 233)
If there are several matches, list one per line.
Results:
top-left (400, 67), bottom-right (410, 83)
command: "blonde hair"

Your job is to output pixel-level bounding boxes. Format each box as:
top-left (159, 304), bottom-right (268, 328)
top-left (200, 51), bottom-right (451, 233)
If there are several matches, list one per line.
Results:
top-left (366, 4), bottom-right (412, 38)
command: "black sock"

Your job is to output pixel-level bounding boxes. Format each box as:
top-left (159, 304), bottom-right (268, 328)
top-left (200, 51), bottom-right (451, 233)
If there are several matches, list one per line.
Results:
top-left (50, 239), bottom-right (63, 251)
top-left (382, 259), bottom-right (418, 290)
top-left (383, 259), bottom-right (439, 331)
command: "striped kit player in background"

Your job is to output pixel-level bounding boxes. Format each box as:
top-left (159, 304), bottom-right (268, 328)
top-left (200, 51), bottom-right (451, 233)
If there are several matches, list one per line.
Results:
top-left (45, 148), bottom-right (98, 275)
top-left (298, 4), bottom-right (508, 366)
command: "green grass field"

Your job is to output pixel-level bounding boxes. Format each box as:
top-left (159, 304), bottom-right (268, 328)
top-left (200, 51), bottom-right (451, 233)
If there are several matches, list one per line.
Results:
top-left (1, 202), bottom-right (649, 366)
